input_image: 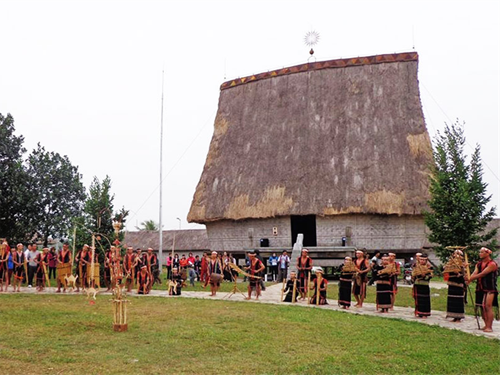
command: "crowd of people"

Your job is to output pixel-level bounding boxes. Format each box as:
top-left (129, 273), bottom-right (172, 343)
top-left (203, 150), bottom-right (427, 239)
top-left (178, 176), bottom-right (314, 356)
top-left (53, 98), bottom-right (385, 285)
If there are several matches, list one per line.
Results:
top-left (280, 247), bottom-right (498, 333)
top-left (0, 239), bottom-right (498, 332)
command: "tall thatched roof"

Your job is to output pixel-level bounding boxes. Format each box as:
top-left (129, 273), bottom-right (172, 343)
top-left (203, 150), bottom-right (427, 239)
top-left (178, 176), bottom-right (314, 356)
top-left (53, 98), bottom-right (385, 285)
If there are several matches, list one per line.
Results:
top-left (188, 52), bottom-right (433, 224)
top-left (123, 230), bottom-right (209, 251)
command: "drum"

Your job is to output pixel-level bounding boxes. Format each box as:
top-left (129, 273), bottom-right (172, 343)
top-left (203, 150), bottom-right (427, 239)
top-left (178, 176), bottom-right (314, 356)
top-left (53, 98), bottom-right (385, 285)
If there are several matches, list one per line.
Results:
top-left (210, 273), bottom-right (223, 285)
top-left (57, 263), bottom-right (72, 283)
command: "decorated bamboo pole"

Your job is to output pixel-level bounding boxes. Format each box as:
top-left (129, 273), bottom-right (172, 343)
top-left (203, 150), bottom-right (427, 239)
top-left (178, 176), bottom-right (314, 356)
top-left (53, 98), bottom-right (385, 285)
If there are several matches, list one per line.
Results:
top-left (307, 271), bottom-right (311, 305)
top-left (72, 227), bottom-right (76, 268)
top-left (111, 220), bottom-right (128, 332)
top-left (316, 273), bottom-right (322, 306)
top-left (280, 278), bottom-right (286, 302)
top-left (90, 235), bottom-right (95, 288)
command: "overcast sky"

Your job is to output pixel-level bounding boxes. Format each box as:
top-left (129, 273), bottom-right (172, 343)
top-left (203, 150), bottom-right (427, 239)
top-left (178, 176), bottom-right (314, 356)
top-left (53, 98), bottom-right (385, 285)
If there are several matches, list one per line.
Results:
top-left (1, 0), bottom-right (499, 231)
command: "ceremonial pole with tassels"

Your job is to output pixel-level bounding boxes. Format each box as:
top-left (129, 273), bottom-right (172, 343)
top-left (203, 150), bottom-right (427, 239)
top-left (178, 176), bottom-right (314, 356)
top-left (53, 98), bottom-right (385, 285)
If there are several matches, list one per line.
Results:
top-left (111, 220), bottom-right (129, 332)
top-left (307, 271), bottom-right (311, 305)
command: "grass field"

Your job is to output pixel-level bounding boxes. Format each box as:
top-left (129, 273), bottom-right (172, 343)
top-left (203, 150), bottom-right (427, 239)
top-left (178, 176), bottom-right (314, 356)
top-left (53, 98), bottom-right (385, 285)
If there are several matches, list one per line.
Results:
top-left (0, 293), bottom-right (498, 375)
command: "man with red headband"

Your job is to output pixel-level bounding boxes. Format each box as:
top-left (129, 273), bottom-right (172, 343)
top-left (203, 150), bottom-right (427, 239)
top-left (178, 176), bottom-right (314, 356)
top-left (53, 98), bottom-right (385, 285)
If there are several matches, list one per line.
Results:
top-left (297, 249), bottom-right (313, 300)
top-left (353, 250), bottom-right (370, 307)
top-left (468, 247), bottom-right (498, 332)
top-left (246, 250), bottom-right (265, 300)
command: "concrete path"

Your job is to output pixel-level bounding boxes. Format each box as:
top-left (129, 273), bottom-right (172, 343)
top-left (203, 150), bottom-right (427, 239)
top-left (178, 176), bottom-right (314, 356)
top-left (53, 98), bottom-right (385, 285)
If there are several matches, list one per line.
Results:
top-left (3, 282), bottom-right (498, 340)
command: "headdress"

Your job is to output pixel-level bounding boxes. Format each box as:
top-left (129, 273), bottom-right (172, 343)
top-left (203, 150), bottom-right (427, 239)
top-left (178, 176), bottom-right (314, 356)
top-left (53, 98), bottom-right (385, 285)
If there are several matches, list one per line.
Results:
top-left (480, 247), bottom-right (492, 254)
top-left (312, 266), bottom-right (324, 274)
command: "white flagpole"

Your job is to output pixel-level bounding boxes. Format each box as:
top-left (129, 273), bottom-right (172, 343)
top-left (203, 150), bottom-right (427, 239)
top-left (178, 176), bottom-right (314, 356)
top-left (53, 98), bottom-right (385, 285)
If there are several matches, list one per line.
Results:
top-left (158, 68), bottom-right (164, 272)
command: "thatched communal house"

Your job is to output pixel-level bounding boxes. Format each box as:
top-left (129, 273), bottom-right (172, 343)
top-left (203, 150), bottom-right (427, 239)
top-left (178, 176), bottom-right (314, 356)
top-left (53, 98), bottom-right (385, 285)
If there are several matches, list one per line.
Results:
top-left (188, 52), bottom-right (435, 257)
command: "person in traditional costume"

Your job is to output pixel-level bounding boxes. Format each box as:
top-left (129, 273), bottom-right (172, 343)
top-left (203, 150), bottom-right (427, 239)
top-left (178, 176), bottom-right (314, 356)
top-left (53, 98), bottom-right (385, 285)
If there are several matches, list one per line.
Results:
top-left (246, 250), bottom-right (265, 300)
top-left (412, 253), bottom-right (433, 318)
top-left (353, 250), bottom-right (370, 307)
top-left (200, 252), bottom-right (208, 283)
top-left (56, 242), bottom-right (72, 293)
top-left (168, 267), bottom-right (183, 296)
top-left (146, 248), bottom-right (161, 290)
top-left (297, 249), bottom-right (313, 300)
top-left (76, 245), bottom-right (90, 292)
top-left (388, 253), bottom-right (401, 310)
top-left (12, 243), bottom-right (26, 292)
top-left (137, 265), bottom-right (150, 295)
top-left (376, 255), bottom-right (392, 313)
top-left (73, 247), bottom-right (82, 292)
top-left (468, 247), bottom-right (499, 332)
top-left (282, 271), bottom-right (301, 303)
top-left (310, 267), bottom-right (328, 305)
top-left (444, 249), bottom-right (466, 322)
top-left (35, 247), bottom-right (50, 292)
top-left (134, 249), bottom-right (144, 287)
top-left (339, 257), bottom-right (356, 309)
top-left (0, 239), bottom-right (11, 292)
top-left (207, 251), bottom-right (223, 296)
top-left (48, 247), bottom-right (57, 280)
top-left (123, 247), bottom-right (136, 292)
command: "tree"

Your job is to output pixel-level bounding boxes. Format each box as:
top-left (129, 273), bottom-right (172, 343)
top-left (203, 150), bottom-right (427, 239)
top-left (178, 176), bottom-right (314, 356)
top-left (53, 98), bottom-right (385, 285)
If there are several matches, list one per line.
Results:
top-left (424, 121), bottom-right (497, 263)
top-left (26, 143), bottom-right (86, 246)
top-left (136, 220), bottom-right (159, 231)
top-left (76, 175), bottom-right (128, 251)
top-left (0, 113), bottom-right (31, 242)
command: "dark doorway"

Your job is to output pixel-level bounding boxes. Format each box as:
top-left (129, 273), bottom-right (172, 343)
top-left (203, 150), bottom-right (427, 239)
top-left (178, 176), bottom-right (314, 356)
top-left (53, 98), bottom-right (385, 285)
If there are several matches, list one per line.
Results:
top-left (291, 215), bottom-right (317, 247)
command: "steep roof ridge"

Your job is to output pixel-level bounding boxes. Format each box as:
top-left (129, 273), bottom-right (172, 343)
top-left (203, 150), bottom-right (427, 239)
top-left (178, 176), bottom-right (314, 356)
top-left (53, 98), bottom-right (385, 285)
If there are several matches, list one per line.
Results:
top-left (221, 51), bottom-right (418, 91)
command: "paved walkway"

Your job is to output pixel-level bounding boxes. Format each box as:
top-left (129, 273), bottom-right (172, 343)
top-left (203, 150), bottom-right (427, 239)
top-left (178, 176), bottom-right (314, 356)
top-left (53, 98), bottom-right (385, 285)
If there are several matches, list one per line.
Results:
top-left (4, 283), bottom-right (498, 340)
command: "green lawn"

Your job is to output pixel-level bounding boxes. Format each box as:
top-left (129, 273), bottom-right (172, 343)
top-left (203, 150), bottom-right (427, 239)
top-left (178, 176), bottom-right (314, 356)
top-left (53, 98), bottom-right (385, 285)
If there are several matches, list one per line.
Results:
top-left (0, 294), bottom-right (498, 375)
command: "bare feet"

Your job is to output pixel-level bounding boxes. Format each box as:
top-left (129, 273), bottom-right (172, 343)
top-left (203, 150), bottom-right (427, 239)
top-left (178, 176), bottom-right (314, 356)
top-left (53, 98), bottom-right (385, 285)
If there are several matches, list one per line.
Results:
top-left (483, 328), bottom-right (493, 332)
top-left (245, 297), bottom-right (251, 300)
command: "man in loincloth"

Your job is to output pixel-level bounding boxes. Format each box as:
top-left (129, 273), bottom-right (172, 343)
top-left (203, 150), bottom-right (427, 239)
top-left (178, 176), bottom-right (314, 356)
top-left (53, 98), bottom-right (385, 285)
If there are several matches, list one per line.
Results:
top-left (468, 247), bottom-right (499, 332)
top-left (245, 250), bottom-right (265, 300)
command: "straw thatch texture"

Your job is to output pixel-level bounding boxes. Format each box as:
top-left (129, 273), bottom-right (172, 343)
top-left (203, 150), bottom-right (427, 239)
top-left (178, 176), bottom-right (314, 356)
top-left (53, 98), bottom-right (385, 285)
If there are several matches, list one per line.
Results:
top-left (123, 230), bottom-right (209, 251)
top-left (188, 54), bottom-right (432, 224)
